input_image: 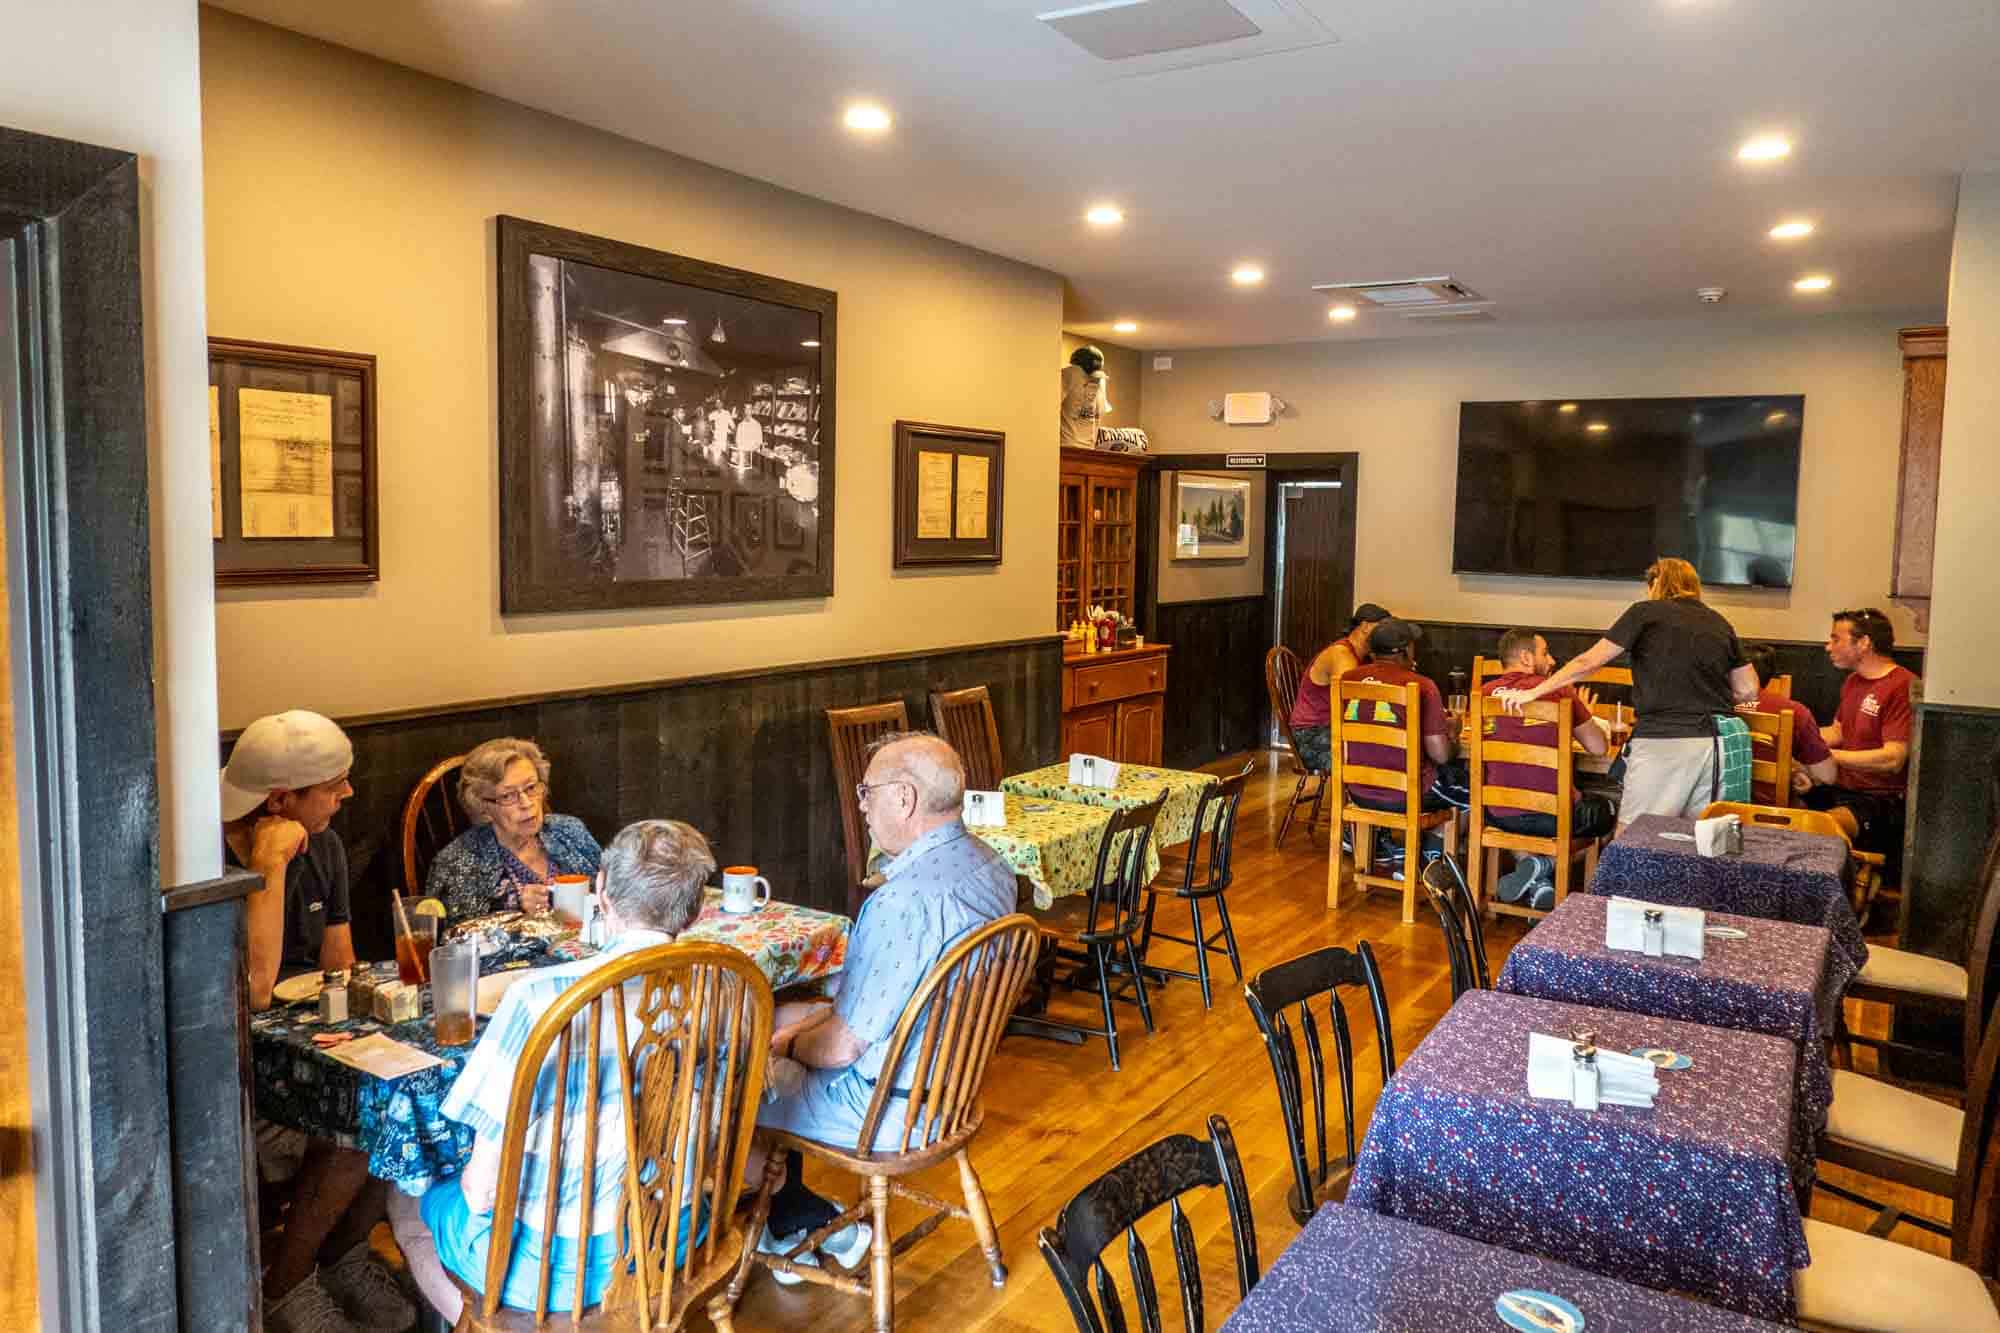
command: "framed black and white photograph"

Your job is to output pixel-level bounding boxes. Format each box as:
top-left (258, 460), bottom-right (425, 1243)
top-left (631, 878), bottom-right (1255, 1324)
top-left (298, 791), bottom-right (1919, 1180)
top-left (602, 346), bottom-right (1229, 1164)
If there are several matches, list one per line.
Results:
top-left (498, 215), bottom-right (835, 613)
top-left (1173, 472), bottom-right (1251, 560)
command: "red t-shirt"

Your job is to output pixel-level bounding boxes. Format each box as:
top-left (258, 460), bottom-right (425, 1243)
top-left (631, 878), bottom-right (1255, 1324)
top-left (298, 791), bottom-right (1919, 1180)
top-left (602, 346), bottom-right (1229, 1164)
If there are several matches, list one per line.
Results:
top-left (1749, 691), bottom-right (1832, 805)
top-left (1477, 671), bottom-right (1595, 819)
top-left (1833, 665), bottom-right (1917, 794)
top-left (1339, 663), bottom-right (1449, 807)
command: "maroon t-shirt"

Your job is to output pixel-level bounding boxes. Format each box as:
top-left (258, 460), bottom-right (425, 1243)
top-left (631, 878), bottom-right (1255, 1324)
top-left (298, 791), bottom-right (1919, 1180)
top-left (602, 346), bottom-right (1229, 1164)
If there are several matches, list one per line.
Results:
top-left (1477, 671), bottom-right (1595, 819)
top-left (1833, 666), bottom-right (1917, 794)
top-left (1340, 663), bottom-right (1449, 807)
top-left (1749, 690), bottom-right (1832, 805)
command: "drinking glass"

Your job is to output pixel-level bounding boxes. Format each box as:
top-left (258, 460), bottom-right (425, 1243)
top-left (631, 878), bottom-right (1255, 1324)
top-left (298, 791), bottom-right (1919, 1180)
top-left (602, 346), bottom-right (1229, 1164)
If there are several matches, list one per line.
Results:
top-left (396, 915), bottom-right (438, 986)
top-left (431, 941), bottom-right (479, 1047)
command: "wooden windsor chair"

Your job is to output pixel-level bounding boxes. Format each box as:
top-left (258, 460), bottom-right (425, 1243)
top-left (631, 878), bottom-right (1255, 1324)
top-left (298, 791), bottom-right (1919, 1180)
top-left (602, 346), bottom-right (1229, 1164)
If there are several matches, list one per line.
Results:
top-left (1264, 645), bottom-right (1329, 847)
top-left (403, 752), bottom-right (469, 895)
top-left (927, 685), bottom-right (1005, 794)
top-left (1419, 855), bottom-right (1489, 999)
top-left (825, 701), bottom-right (910, 916)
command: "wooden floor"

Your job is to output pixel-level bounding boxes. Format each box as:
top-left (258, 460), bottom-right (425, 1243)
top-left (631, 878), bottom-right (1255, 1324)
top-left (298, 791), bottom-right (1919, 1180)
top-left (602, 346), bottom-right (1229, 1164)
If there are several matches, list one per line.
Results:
top-left (710, 750), bottom-right (1951, 1331)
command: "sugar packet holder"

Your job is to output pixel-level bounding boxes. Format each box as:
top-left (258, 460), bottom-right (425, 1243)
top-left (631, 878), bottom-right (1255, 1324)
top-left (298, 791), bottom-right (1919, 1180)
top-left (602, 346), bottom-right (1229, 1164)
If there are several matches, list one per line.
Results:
top-left (1067, 754), bottom-right (1121, 789)
top-left (961, 790), bottom-right (1007, 828)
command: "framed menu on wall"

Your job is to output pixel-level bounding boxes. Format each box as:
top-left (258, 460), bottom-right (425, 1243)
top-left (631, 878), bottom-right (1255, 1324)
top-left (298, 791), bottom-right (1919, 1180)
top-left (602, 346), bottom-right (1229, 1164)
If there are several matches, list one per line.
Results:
top-left (892, 420), bottom-right (1005, 568)
top-left (208, 337), bottom-right (379, 585)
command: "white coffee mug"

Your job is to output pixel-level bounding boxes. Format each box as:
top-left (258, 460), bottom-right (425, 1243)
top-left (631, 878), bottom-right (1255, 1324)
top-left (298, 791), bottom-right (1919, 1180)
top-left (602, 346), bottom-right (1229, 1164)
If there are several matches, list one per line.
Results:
top-left (721, 865), bottom-right (771, 914)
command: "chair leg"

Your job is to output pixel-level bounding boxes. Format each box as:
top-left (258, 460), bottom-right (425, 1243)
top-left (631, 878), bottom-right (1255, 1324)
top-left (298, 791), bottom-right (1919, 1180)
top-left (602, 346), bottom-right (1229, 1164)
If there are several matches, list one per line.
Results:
top-left (1095, 943), bottom-right (1122, 1071)
top-left (708, 1293), bottom-right (738, 1333)
top-left (1553, 844), bottom-right (1572, 910)
top-left (1188, 895), bottom-right (1213, 1009)
top-left (868, 1175), bottom-right (894, 1333)
top-left (1213, 890), bottom-right (1244, 985)
top-left (957, 1151), bottom-right (1008, 1287)
top-left (728, 1149), bottom-right (783, 1302)
top-left (1307, 774), bottom-right (1330, 833)
top-left (1276, 774), bottom-right (1307, 847)
top-left (1401, 824), bottom-right (1419, 925)
top-left (1138, 891), bottom-right (1160, 963)
top-left (1124, 937), bottom-right (1157, 1034)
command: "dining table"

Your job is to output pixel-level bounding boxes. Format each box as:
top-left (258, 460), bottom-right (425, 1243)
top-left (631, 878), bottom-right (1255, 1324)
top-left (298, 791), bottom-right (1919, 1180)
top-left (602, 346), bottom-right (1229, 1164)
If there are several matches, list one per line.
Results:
top-left (965, 791), bottom-right (1159, 910)
top-left (1222, 1203), bottom-right (1788, 1332)
top-left (1345, 989), bottom-right (1808, 1322)
top-left (1000, 761), bottom-right (1219, 849)
top-left (1589, 814), bottom-right (1866, 973)
top-left (1494, 892), bottom-right (1848, 1199)
top-left (249, 890), bottom-right (850, 1193)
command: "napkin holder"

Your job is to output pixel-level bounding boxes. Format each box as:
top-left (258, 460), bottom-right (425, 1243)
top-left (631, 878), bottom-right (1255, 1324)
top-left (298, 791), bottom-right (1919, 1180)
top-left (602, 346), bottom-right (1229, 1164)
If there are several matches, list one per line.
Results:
top-left (1527, 1030), bottom-right (1658, 1110)
top-left (1695, 813), bottom-right (1742, 857)
top-left (1605, 896), bottom-right (1705, 960)
top-left (961, 790), bottom-right (1007, 828)
top-left (1067, 754), bottom-right (1121, 789)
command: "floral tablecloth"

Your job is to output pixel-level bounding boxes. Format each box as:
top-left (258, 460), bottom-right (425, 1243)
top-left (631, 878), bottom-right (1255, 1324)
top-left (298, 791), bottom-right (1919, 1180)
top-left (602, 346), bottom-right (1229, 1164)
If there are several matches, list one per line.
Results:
top-left (1495, 892), bottom-right (1847, 1201)
top-left (250, 891), bottom-right (849, 1193)
top-left (966, 793), bottom-right (1156, 910)
top-left (1589, 815), bottom-right (1865, 974)
top-left (1222, 1203), bottom-right (1787, 1332)
top-left (999, 763), bottom-right (1219, 850)
top-left (1346, 989), bottom-right (1807, 1323)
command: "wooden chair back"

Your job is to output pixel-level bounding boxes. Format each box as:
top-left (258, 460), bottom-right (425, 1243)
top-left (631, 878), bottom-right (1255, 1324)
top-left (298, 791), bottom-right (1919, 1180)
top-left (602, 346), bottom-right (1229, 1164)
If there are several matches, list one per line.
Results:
top-left (1264, 646), bottom-right (1320, 774)
top-left (402, 752), bottom-right (468, 895)
top-left (1583, 664), bottom-right (1634, 687)
top-left (1741, 707), bottom-right (1797, 808)
top-left (847, 914), bottom-right (1041, 1159)
top-left (825, 701), bottom-right (911, 912)
top-left (1419, 860), bottom-right (1484, 1000)
top-left (1174, 764), bottom-right (1253, 899)
top-left (1470, 656), bottom-right (1505, 690)
top-left (1243, 943), bottom-right (1395, 1225)
top-left (1331, 678), bottom-right (1425, 822)
top-left (1432, 852), bottom-right (1490, 988)
top-left (1952, 1003), bottom-right (2000, 1270)
top-left (1964, 838), bottom-right (2000, 1078)
top-left (929, 685), bottom-right (1005, 794)
top-left (1699, 801), bottom-right (1848, 842)
top-left (1079, 790), bottom-right (1170, 944)
top-left (1036, 1115), bottom-right (1260, 1333)
top-left (475, 942), bottom-right (774, 1329)
top-left (1469, 694), bottom-right (1576, 829)
top-left (1767, 673), bottom-right (1794, 700)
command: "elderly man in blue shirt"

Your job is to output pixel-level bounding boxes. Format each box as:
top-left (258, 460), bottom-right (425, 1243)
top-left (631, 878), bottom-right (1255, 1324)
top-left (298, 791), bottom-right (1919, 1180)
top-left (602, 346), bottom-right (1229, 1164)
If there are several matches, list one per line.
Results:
top-left (754, 730), bottom-right (1016, 1280)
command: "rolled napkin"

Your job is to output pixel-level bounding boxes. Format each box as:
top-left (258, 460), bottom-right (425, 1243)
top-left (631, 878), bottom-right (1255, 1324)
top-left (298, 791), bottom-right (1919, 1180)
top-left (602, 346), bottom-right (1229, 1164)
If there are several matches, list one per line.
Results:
top-left (1527, 1031), bottom-right (1659, 1108)
top-left (1605, 896), bottom-right (1706, 960)
top-left (1066, 753), bottom-right (1122, 789)
top-left (1694, 812), bottom-right (1742, 857)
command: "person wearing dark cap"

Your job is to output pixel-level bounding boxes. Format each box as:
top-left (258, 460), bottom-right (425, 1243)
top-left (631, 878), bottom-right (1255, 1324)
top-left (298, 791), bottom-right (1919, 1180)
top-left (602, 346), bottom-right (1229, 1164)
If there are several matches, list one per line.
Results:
top-left (1289, 603), bottom-right (1392, 772)
top-left (1337, 618), bottom-right (1458, 814)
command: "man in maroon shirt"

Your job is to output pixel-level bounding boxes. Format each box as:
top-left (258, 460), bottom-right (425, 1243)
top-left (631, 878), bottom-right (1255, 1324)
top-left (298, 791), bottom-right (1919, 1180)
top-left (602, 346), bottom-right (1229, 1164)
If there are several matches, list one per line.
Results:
top-left (1338, 619), bottom-right (1457, 812)
top-left (1802, 608), bottom-right (1917, 879)
top-left (1741, 643), bottom-right (1838, 805)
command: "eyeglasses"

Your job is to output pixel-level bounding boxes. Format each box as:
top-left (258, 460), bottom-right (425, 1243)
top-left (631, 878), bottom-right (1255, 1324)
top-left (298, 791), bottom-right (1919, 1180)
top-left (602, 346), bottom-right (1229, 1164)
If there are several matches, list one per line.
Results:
top-left (484, 780), bottom-right (546, 808)
top-left (855, 779), bottom-right (912, 807)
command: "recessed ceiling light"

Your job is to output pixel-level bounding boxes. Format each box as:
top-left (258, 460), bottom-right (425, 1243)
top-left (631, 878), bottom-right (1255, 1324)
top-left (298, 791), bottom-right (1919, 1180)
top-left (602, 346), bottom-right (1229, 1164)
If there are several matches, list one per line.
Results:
top-left (1231, 265), bottom-right (1265, 286)
top-left (1737, 134), bottom-right (1791, 163)
top-left (801, 339), bottom-right (821, 347)
top-left (843, 102), bottom-right (893, 133)
top-left (1769, 219), bottom-right (1814, 240)
top-left (1794, 274), bottom-right (1833, 292)
top-left (662, 317), bottom-right (688, 326)
top-left (1085, 204), bottom-right (1124, 227)
top-left (1328, 304), bottom-right (1357, 322)
top-left (1558, 403), bottom-right (1579, 413)
top-left (1112, 320), bottom-right (1138, 334)
top-left (1586, 422), bottom-right (1611, 433)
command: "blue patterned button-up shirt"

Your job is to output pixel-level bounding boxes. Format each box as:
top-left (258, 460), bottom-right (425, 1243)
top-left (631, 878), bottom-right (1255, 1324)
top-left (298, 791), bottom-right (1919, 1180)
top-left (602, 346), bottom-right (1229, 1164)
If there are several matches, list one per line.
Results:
top-left (426, 813), bottom-right (603, 921)
top-left (836, 821), bottom-right (1015, 1085)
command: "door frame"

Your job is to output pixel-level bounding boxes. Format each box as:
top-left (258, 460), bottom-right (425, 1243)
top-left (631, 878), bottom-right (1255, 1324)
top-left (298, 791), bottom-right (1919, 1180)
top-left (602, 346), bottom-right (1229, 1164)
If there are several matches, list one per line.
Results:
top-left (3, 126), bottom-right (178, 1331)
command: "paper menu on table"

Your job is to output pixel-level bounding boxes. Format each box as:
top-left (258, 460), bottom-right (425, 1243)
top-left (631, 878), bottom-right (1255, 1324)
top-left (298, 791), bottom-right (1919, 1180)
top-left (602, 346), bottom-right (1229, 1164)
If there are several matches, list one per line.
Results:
top-left (322, 1032), bottom-right (444, 1079)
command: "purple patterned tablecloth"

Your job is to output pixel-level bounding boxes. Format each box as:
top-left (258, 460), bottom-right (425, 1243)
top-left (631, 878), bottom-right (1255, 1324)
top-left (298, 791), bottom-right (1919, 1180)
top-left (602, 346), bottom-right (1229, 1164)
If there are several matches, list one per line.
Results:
top-left (1495, 893), bottom-right (1846, 1200)
top-left (1589, 815), bottom-right (1865, 974)
top-left (1346, 989), bottom-right (1807, 1322)
top-left (1222, 1203), bottom-right (1786, 1332)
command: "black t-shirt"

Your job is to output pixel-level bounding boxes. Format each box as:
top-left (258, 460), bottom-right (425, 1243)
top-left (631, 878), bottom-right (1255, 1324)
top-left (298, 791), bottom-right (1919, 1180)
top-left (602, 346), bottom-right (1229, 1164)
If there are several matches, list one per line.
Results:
top-left (1604, 597), bottom-right (1747, 740)
top-left (225, 826), bottom-right (351, 975)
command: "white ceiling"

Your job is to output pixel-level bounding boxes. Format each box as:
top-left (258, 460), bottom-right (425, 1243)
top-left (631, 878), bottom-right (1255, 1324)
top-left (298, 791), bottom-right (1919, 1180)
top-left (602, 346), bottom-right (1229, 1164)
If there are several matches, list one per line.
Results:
top-left (210, 0), bottom-right (1999, 349)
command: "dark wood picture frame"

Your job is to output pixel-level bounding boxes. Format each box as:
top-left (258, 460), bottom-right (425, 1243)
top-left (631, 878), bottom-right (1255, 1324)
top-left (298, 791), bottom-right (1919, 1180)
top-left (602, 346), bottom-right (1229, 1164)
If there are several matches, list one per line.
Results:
top-left (497, 215), bottom-right (837, 613)
top-left (208, 337), bottom-right (380, 585)
top-left (892, 420), bottom-right (1005, 568)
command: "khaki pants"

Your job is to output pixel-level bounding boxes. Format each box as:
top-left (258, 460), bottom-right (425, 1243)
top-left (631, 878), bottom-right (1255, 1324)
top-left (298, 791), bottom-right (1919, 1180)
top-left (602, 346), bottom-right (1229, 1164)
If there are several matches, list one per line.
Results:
top-left (1618, 736), bottom-right (1717, 828)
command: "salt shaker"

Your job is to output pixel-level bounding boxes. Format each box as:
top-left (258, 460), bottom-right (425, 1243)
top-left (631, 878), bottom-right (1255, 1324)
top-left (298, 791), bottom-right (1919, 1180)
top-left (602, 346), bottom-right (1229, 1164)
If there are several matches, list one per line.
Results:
top-left (1571, 1041), bottom-right (1601, 1111)
top-left (1642, 907), bottom-right (1666, 958)
top-left (317, 969), bottom-right (350, 1023)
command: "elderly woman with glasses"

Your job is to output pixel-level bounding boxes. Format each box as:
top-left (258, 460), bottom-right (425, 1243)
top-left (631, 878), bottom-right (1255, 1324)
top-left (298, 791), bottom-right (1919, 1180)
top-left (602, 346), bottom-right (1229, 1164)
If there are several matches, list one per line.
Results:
top-left (424, 737), bottom-right (603, 921)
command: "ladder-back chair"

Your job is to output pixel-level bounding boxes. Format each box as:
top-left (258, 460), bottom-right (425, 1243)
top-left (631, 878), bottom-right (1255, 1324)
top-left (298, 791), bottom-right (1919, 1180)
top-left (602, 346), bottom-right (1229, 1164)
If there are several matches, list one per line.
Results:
top-left (734, 914), bottom-right (1041, 1332)
top-left (826, 701), bottom-right (910, 916)
top-left (1699, 800), bottom-right (1848, 841)
top-left (1467, 693), bottom-right (1600, 921)
top-left (455, 941), bottom-right (773, 1332)
top-left (928, 685), bottom-right (1005, 794)
top-left (1327, 678), bottom-right (1459, 924)
top-left (402, 752), bottom-right (469, 895)
top-left (1265, 646), bottom-right (1330, 847)
top-left (1743, 706), bottom-right (1798, 808)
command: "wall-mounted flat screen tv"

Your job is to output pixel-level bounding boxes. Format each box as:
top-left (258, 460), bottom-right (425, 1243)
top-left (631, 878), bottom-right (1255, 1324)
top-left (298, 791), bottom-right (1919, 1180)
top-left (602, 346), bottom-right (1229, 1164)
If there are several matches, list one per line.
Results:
top-left (1451, 395), bottom-right (1803, 588)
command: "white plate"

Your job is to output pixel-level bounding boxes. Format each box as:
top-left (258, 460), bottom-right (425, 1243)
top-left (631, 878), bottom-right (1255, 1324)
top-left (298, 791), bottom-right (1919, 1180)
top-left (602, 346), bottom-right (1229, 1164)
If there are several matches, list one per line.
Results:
top-left (272, 972), bottom-right (322, 1004)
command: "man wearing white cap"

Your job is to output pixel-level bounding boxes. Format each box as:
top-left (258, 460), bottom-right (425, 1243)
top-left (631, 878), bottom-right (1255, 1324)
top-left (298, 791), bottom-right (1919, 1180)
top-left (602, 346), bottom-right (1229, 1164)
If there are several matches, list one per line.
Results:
top-left (223, 710), bottom-right (411, 1333)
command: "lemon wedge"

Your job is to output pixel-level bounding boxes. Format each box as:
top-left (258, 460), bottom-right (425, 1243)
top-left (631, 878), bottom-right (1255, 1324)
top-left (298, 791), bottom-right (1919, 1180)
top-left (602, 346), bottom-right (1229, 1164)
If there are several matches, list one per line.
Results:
top-left (412, 897), bottom-right (448, 918)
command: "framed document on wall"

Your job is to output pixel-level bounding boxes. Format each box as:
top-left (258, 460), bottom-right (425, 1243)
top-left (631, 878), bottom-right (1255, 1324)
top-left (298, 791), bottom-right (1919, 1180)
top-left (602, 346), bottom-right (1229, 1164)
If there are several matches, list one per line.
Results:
top-left (892, 420), bottom-right (1004, 568)
top-left (208, 337), bottom-right (379, 585)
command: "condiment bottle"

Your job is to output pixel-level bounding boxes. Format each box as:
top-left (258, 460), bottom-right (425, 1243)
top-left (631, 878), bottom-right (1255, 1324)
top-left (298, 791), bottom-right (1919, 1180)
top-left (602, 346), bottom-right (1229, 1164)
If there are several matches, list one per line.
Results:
top-left (318, 969), bottom-right (350, 1023)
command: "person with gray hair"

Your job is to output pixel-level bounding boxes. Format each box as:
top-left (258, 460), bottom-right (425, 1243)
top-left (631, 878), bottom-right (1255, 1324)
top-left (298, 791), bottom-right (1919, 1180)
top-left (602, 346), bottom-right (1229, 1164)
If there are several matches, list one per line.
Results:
top-left (424, 737), bottom-right (603, 921)
top-left (749, 731), bottom-right (1015, 1283)
top-left (389, 819), bottom-right (713, 1324)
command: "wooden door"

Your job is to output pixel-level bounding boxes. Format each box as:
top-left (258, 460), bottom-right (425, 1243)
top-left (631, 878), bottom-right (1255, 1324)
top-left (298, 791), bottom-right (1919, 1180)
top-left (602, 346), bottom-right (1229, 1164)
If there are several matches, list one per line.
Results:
top-left (1279, 486), bottom-right (1348, 659)
top-left (1064, 704), bottom-right (1117, 758)
top-left (1115, 697), bottom-right (1163, 766)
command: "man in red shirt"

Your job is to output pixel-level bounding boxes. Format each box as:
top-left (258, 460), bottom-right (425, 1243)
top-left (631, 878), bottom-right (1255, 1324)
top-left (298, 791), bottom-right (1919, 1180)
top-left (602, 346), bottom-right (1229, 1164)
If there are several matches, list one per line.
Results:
top-left (1802, 608), bottom-right (1917, 879)
top-left (1741, 643), bottom-right (1838, 805)
top-left (1338, 619), bottom-right (1456, 812)
top-left (1476, 629), bottom-right (1614, 906)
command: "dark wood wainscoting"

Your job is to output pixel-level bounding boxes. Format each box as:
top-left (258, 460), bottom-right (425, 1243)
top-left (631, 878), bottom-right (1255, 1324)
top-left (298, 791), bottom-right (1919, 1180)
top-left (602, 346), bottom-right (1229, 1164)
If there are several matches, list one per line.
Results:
top-left (1157, 596), bottom-right (1269, 768)
top-left (260, 636), bottom-right (1062, 958)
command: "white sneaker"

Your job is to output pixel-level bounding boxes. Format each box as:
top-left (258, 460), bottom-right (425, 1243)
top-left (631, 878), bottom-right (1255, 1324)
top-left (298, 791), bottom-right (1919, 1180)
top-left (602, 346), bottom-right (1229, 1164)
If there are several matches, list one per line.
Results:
top-left (320, 1243), bottom-right (417, 1332)
top-left (266, 1274), bottom-right (365, 1333)
top-left (760, 1221), bottom-right (874, 1287)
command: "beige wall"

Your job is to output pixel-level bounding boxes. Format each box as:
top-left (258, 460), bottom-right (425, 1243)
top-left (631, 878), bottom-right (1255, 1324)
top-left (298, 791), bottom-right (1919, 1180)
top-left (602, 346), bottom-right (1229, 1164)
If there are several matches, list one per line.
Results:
top-left (1061, 331), bottom-right (1143, 431)
top-left (1156, 469), bottom-right (1265, 601)
top-left (1139, 312), bottom-right (1934, 645)
top-left (1927, 172), bottom-right (2000, 706)
top-left (203, 11), bottom-right (1063, 727)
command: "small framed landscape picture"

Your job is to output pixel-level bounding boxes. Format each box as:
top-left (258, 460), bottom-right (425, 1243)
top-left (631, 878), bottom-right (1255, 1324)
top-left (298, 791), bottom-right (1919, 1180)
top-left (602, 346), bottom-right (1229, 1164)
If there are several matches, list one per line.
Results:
top-left (1173, 472), bottom-right (1251, 560)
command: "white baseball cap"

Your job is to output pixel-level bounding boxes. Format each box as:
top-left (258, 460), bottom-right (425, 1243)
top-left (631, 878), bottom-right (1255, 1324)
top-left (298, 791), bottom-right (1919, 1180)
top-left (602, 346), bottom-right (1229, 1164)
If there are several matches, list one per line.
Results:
top-left (220, 710), bottom-right (354, 821)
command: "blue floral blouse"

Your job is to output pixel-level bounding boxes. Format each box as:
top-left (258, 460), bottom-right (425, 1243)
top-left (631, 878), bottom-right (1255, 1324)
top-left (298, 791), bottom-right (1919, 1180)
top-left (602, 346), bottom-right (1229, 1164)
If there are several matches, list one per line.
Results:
top-left (425, 813), bottom-right (603, 921)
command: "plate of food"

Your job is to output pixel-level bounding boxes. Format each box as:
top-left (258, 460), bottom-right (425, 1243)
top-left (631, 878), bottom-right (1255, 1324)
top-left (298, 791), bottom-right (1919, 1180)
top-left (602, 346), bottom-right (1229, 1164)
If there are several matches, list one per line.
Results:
top-left (272, 972), bottom-right (323, 1005)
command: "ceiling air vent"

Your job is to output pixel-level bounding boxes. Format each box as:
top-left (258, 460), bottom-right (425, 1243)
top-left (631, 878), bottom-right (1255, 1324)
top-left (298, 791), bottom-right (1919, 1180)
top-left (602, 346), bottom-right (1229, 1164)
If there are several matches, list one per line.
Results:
top-left (1037, 0), bottom-right (1261, 61)
top-left (1401, 307), bottom-right (1496, 324)
top-left (1311, 276), bottom-right (1484, 309)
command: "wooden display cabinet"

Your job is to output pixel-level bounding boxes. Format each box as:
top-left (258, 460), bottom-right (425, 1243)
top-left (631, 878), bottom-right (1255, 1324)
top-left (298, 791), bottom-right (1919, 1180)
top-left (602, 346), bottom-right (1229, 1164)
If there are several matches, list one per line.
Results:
top-left (1057, 446), bottom-right (1143, 628)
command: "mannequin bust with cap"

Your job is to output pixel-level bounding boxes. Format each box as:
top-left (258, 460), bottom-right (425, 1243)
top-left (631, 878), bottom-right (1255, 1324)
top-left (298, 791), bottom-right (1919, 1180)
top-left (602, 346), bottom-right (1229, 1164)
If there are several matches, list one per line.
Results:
top-left (1060, 344), bottom-right (1112, 448)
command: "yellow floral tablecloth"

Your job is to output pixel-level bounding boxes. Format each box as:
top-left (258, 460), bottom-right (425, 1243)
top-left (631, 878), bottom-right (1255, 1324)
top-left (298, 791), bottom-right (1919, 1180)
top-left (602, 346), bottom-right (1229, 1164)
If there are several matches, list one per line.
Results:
top-left (1000, 762), bottom-right (1221, 850)
top-left (968, 793), bottom-right (1159, 910)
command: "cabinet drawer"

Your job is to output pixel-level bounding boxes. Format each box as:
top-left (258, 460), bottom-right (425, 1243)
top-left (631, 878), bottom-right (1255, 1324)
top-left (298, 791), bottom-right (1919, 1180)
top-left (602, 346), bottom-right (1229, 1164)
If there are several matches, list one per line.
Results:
top-left (1070, 655), bottom-right (1167, 707)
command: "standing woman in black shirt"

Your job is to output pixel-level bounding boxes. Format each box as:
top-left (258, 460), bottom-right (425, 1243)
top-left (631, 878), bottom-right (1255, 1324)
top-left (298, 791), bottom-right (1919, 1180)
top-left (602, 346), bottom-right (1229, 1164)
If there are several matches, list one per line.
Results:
top-left (1497, 557), bottom-right (1759, 828)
